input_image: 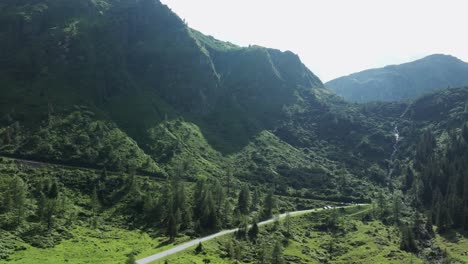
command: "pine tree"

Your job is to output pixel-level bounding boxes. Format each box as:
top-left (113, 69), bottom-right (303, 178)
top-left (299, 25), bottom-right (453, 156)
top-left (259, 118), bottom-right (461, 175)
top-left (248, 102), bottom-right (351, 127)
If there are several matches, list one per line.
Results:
top-left (248, 222), bottom-right (259, 242)
top-left (222, 199), bottom-right (232, 228)
top-left (392, 192), bottom-right (402, 225)
top-left (172, 178), bottom-right (191, 230)
top-left (237, 185), bottom-right (251, 215)
top-left (125, 253), bottom-right (136, 264)
top-left (326, 208), bottom-right (341, 230)
top-left (234, 241), bottom-right (241, 261)
top-left (9, 176), bottom-right (27, 225)
top-left (100, 168), bottom-right (108, 182)
top-left (167, 213), bottom-right (177, 241)
top-left (425, 213), bottom-right (434, 235)
top-left (171, 176), bottom-right (183, 210)
top-left (212, 179), bottom-right (225, 216)
top-left (39, 180), bottom-right (60, 230)
top-left (160, 183), bottom-right (173, 227)
top-left (400, 225), bottom-right (418, 253)
top-left (415, 130), bottom-right (436, 168)
top-left (175, 208), bottom-right (182, 230)
top-left (193, 179), bottom-right (206, 220)
top-left (256, 241), bottom-right (268, 264)
top-left (284, 213), bottom-right (292, 235)
top-left (44, 197), bottom-right (58, 230)
top-left (262, 190), bottom-right (276, 220)
top-left (236, 219), bottom-right (248, 239)
top-left (225, 239), bottom-right (234, 259)
top-left (194, 242), bottom-right (204, 254)
top-left (404, 167), bottom-right (414, 192)
top-left (252, 188), bottom-right (261, 211)
top-left (48, 181), bottom-right (59, 199)
top-left (181, 205), bottom-right (192, 230)
top-left (37, 192), bottom-right (46, 223)
top-left (271, 240), bottom-right (284, 264)
top-left (409, 176), bottom-right (423, 209)
top-left (432, 186), bottom-right (441, 215)
top-left (437, 201), bottom-right (451, 233)
top-left (3, 128), bottom-right (12, 145)
top-left (377, 192), bottom-right (387, 219)
top-left (91, 186), bottom-right (100, 216)
top-left (226, 169), bottom-right (233, 197)
top-left (196, 187), bottom-right (219, 231)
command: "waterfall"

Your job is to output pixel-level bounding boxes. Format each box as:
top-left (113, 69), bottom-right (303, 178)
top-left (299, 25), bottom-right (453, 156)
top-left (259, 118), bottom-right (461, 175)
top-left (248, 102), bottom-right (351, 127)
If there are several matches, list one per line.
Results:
top-left (388, 124), bottom-right (400, 178)
top-left (387, 103), bottom-right (410, 179)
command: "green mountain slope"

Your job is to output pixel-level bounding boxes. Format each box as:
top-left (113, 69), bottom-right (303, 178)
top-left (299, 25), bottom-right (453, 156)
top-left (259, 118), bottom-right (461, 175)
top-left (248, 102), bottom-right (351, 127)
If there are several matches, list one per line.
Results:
top-left (0, 0), bottom-right (393, 223)
top-left (0, 109), bottom-right (163, 175)
top-left (0, 0), bottom-right (324, 154)
top-left (326, 54), bottom-right (468, 103)
top-left (4, 0), bottom-right (468, 263)
top-left (0, 0), bottom-right (392, 193)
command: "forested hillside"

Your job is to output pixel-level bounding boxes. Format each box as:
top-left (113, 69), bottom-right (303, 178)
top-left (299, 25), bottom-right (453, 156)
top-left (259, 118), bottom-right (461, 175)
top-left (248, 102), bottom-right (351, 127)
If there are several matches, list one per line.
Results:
top-left (0, 0), bottom-right (467, 263)
top-left (0, 0), bottom-right (393, 196)
top-left (398, 87), bottom-right (468, 233)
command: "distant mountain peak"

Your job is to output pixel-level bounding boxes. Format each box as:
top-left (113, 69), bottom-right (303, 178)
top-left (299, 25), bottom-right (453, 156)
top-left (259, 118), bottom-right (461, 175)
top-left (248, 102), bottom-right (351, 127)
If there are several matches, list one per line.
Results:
top-left (326, 54), bottom-right (468, 103)
top-left (422, 53), bottom-right (459, 60)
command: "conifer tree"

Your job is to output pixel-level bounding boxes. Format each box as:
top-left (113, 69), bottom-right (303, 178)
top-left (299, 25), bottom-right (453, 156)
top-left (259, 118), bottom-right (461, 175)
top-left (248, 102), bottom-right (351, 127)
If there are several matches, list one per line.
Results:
top-left (272, 240), bottom-right (284, 264)
top-left (9, 176), bottom-right (27, 225)
top-left (91, 186), bottom-right (100, 216)
top-left (38, 180), bottom-right (60, 230)
top-left (262, 190), bottom-right (276, 220)
top-left (194, 242), bottom-right (204, 254)
top-left (392, 192), bottom-right (402, 225)
top-left (256, 241), bottom-right (268, 264)
top-left (284, 213), bottom-right (292, 235)
top-left (167, 213), bottom-right (177, 241)
top-left (377, 192), bottom-right (387, 219)
top-left (404, 167), bottom-right (414, 192)
top-left (248, 222), bottom-right (259, 242)
top-left (125, 253), bottom-right (136, 264)
top-left (237, 185), bottom-right (251, 215)
top-left (252, 188), bottom-right (261, 211)
top-left (200, 189), bottom-right (219, 230)
top-left (225, 239), bottom-right (234, 259)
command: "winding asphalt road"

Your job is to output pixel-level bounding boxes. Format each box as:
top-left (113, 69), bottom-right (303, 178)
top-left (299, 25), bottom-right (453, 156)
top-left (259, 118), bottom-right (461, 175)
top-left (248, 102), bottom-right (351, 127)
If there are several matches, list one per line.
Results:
top-left (136, 204), bottom-right (363, 264)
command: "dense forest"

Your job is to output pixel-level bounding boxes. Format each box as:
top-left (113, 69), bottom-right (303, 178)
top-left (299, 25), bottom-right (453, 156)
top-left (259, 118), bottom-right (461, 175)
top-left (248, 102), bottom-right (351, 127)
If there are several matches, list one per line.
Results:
top-left (0, 0), bottom-right (468, 263)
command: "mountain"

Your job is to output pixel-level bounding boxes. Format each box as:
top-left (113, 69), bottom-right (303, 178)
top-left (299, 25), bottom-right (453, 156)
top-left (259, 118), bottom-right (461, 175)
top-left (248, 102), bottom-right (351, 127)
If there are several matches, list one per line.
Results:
top-left (0, 1), bottom-right (393, 259)
top-left (0, 0), bottom-right (324, 154)
top-left (0, 0), bottom-right (395, 213)
top-left (0, 0), bottom-right (392, 187)
top-left (326, 54), bottom-right (468, 103)
top-left (1, 0), bottom-right (467, 263)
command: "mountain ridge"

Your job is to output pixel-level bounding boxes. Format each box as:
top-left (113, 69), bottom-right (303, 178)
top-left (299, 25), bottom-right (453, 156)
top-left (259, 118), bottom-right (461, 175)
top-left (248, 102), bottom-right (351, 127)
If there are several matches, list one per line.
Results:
top-left (0, 0), bottom-right (325, 154)
top-left (326, 54), bottom-right (468, 103)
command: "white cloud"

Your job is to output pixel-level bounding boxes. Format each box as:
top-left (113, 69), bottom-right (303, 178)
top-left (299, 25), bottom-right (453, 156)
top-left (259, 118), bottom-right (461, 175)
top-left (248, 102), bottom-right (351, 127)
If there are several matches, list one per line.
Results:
top-left (161, 0), bottom-right (468, 82)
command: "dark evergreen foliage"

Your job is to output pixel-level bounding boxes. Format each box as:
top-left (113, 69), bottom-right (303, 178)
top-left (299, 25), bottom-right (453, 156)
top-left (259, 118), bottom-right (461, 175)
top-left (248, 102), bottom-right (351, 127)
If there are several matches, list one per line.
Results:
top-left (409, 123), bottom-right (468, 232)
top-left (1, 0), bottom-right (468, 262)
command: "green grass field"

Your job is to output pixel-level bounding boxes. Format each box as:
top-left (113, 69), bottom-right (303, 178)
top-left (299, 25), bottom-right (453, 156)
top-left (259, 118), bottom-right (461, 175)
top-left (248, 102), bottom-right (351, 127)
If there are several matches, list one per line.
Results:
top-left (150, 205), bottom-right (423, 264)
top-left (1, 206), bottom-right (427, 264)
top-left (0, 226), bottom-right (192, 264)
top-left (434, 229), bottom-right (468, 263)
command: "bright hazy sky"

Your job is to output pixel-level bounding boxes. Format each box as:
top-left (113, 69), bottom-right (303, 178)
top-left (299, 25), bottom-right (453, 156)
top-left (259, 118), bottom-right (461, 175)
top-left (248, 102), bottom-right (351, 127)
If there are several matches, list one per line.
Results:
top-left (160, 0), bottom-right (468, 82)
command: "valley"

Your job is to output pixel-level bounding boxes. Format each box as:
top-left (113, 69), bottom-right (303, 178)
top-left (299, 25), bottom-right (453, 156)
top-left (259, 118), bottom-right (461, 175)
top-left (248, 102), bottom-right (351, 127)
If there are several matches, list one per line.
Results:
top-left (0, 0), bottom-right (468, 263)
